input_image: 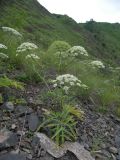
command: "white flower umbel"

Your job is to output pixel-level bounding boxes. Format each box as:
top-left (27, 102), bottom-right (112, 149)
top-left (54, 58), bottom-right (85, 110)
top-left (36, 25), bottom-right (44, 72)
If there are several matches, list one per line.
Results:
top-left (0, 52), bottom-right (9, 59)
top-left (0, 43), bottom-right (7, 49)
top-left (2, 27), bottom-right (22, 37)
top-left (91, 60), bottom-right (105, 69)
top-left (26, 54), bottom-right (40, 60)
top-left (68, 46), bottom-right (88, 57)
top-left (16, 42), bottom-right (38, 52)
top-left (52, 74), bottom-right (88, 94)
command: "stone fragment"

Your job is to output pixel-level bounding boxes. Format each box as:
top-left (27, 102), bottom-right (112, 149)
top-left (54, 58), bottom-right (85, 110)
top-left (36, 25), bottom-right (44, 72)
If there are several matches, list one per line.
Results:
top-left (0, 129), bottom-right (18, 150)
top-left (35, 133), bottom-right (95, 160)
top-left (28, 113), bottom-right (39, 131)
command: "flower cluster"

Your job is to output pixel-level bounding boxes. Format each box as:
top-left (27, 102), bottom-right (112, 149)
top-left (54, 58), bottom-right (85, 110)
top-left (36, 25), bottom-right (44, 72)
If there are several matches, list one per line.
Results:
top-left (16, 42), bottom-right (38, 52)
top-left (67, 46), bottom-right (88, 57)
top-left (0, 53), bottom-right (9, 59)
top-left (0, 43), bottom-right (7, 49)
top-left (91, 60), bottom-right (105, 69)
top-left (26, 54), bottom-right (40, 60)
top-left (115, 67), bottom-right (120, 70)
top-left (52, 74), bottom-right (88, 93)
top-left (2, 27), bottom-right (22, 37)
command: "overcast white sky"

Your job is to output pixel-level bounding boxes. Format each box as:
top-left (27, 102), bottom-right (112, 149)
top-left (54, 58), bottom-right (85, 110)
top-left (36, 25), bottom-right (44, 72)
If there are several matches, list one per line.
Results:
top-left (38, 0), bottom-right (120, 23)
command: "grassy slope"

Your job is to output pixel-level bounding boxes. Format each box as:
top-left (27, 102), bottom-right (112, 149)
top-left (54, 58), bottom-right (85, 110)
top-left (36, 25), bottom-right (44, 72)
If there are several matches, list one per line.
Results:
top-left (0, 0), bottom-right (120, 65)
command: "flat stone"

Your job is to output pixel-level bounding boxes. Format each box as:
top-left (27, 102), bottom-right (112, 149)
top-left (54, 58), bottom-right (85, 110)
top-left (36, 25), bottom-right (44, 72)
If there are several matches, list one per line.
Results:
top-left (2, 102), bottom-right (14, 111)
top-left (109, 147), bottom-right (118, 154)
top-left (11, 124), bottom-right (17, 130)
top-left (0, 129), bottom-right (18, 150)
top-left (28, 113), bottom-right (39, 131)
top-left (117, 152), bottom-right (120, 160)
top-left (35, 133), bottom-right (95, 160)
top-left (115, 135), bottom-right (120, 148)
top-left (95, 153), bottom-right (109, 160)
top-left (15, 105), bottom-right (33, 116)
top-left (40, 153), bottom-right (54, 160)
top-left (65, 142), bottom-right (95, 160)
top-left (0, 153), bottom-right (26, 160)
top-left (36, 133), bottom-right (65, 158)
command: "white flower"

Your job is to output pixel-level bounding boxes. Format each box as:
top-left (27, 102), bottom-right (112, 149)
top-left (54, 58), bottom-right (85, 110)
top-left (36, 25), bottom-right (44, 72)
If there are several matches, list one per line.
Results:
top-left (53, 83), bottom-right (57, 88)
top-left (91, 60), bottom-right (105, 69)
top-left (26, 54), bottom-right (40, 60)
top-left (74, 52), bottom-right (78, 56)
top-left (52, 74), bottom-right (88, 93)
top-left (56, 75), bottom-right (64, 81)
top-left (0, 43), bottom-right (7, 49)
top-left (63, 86), bottom-right (69, 94)
top-left (60, 81), bottom-right (64, 85)
top-left (78, 80), bottom-right (82, 83)
top-left (0, 52), bottom-right (9, 59)
top-left (70, 82), bottom-right (74, 86)
top-left (16, 42), bottom-right (38, 52)
top-left (68, 46), bottom-right (88, 57)
top-left (76, 83), bottom-right (81, 87)
top-left (115, 67), bottom-right (120, 70)
top-left (2, 27), bottom-right (22, 37)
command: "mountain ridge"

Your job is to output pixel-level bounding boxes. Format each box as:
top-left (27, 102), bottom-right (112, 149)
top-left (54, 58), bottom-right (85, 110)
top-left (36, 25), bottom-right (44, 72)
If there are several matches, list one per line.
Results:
top-left (0, 0), bottom-right (120, 65)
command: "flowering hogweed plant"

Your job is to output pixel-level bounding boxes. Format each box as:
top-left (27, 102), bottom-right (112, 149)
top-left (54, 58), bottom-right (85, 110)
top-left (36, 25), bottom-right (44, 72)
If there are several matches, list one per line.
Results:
top-left (0, 53), bottom-right (9, 59)
top-left (67, 46), bottom-right (88, 57)
top-left (1, 27), bottom-right (22, 37)
top-left (16, 42), bottom-right (38, 52)
top-left (52, 74), bottom-right (88, 93)
top-left (26, 54), bottom-right (40, 60)
top-left (91, 60), bottom-right (105, 69)
top-left (0, 43), bottom-right (8, 49)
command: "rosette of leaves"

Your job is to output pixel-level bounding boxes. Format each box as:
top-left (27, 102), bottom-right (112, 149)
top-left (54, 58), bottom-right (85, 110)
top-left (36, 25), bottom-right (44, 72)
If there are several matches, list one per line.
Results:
top-left (37, 105), bottom-right (84, 145)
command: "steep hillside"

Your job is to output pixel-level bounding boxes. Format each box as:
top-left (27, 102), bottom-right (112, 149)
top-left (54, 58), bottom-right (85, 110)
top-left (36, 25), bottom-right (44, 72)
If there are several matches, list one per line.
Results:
top-left (0, 0), bottom-right (120, 65)
top-left (84, 21), bottom-right (120, 64)
top-left (0, 1), bottom-right (120, 159)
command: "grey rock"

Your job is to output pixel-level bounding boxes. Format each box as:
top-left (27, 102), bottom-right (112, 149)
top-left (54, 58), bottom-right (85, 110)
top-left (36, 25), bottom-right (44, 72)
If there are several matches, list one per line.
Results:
top-left (22, 148), bottom-right (31, 154)
top-left (109, 147), bottom-right (118, 154)
top-left (115, 118), bottom-right (120, 123)
top-left (111, 154), bottom-right (117, 160)
top-left (0, 153), bottom-right (26, 160)
top-left (40, 153), bottom-right (54, 160)
top-left (15, 105), bottom-right (33, 116)
top-left (28, 97), bottom-right (43, 106)
top-left (32, 136), bottom-right (46, 158)
top-left (93, 149), bottom-right (112, 159)
top-left (95, 153), bottom-right (109, 160)
top-left (2, 102), bottom-right (14, 111)
top-left (11, 124), bottom-right (17, 130)
top-left (0, 129), bottom-right (18, 150)
top-left (64, 142), bottom-right (95, 160)
top-left (115, 135), bottom-right (120, 148)
top-left (117, 152), bottom-right (120, 160)
top-left (17, 131), bottom-right (26, 136)
top-left (28, 113), bottom-right (39, 131)
top-left (101, 143), bottom-right (106, 149)
top-left (26, 154), bottom-right (32, 160)
top-left (31, 136), bottom-right (40, 148)
top-left (36, 133), bottom-right (95, 160)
